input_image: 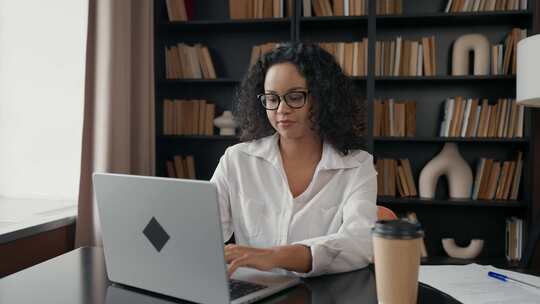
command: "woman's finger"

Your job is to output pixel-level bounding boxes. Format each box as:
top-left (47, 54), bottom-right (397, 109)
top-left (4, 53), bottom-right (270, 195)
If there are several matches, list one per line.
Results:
top-left (224, 250), bottom-right (243, 263)
top-left (227, 255), bottom-right (251, 277)
top-left (224, 245), bottom-right (247, 263)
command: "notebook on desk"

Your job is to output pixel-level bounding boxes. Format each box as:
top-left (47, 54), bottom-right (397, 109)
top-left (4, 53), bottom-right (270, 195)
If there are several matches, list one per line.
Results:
top-left (419, 264), bottom-right (540, 304)
top-left (93, 173), bottom-right (300, 304)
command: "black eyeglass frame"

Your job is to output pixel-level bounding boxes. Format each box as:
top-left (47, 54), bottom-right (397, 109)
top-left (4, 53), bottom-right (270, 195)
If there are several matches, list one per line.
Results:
top-left (257, 91), bottom-right (310, 110)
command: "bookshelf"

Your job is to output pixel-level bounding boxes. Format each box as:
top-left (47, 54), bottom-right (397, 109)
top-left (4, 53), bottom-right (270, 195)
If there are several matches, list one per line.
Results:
top-left (154, 0), bottom-right (539, 267)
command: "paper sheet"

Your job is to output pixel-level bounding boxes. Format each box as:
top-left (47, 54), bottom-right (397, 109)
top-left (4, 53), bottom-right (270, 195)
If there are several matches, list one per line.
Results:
top-left (419, 264), bottom-right (540, 304)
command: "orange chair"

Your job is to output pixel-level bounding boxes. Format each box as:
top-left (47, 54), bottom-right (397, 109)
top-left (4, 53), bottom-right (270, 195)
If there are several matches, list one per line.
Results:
top-left (377, 206), bottom-right (398, 221)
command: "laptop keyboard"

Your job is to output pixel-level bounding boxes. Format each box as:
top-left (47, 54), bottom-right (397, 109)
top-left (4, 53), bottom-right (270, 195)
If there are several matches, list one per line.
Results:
top-left (229, 279), bottom-right (267, 300)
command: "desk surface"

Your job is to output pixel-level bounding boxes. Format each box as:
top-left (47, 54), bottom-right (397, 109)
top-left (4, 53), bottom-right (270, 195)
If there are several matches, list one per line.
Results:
top-left (0, 247), bottom-right (459, 304)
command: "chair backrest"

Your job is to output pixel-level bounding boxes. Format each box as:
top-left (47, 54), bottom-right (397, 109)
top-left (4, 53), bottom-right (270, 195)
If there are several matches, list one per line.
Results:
top-left (377, 206), bottom-right (398, 221)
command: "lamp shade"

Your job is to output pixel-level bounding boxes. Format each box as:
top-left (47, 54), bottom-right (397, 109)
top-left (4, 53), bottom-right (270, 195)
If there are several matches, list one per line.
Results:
top-left (517, 34), bottom-right (540, 107)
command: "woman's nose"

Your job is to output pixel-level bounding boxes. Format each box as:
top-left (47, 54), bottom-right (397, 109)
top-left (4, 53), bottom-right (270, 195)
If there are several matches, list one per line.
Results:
top-left (276, 97), bottom-right (292, 114)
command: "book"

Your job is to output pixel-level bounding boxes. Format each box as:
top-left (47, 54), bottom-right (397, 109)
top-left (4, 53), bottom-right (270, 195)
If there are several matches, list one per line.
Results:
top-left (397, 165), bottom-right (409, 197)
top-left (495, 161), bottom-right (510, 199)
top-left (430, 36), bottom-right (437, 75)
top-left (185, 155), bottom-right (196, 179)
top-left (422, 37), bottom-right (431, 76)
top-left (229, 0), bottom-right (250, 19)
top-left (376, 158), bottom-right (416, 198)
top-left (478, 158), bottom-right (493, 199)
top-left (394, 102), bottom-right (406, 137)
top-left (166, 160), bottom-right (176, 178)
top-left (502, 161), bottom-right (516, 199)
top-left (393, 37), bottom-right (402, 76)
top-left (405, 102), bottom-right (416, 137)
top-left (401, 159), bottom-right (417, 196)
top-left (387, 159), bottom-right (396, 196)
top-left (506, 100), bottom-right (518, 137)
top-left (303, 0), bottom-right (312, 17)
top-left (486, 161), bottom-right (501, 200)
top-left (205, 104), bottom-right (216, 135)
top-left (487, 103), bottom-right (499, 137)
top-left (460, 98), bottom-right (472, 137)
top-left (388, 99), bottom-right (395, 136)
top-left (440, 98), bottom-right (454, 137)
top-left (472, 158), bottom-right (485, 200)
top-left (166, 0), bottom-right (189, 21)
top-left (510, 152), bottom-right (523, 200)
top-left (174, 155), bottom-right (186, 178)
top-left (334, 0), bottom-right (344, 16)
top-left (198, 100), bottom-right (207, 135)
top-left (200, 46), bottom-right (217, 79)
top-left (465, 98), bottom-right (479, 137)
top-left (374, 99), bottom-right (416, 137)
top-left (373, 100), bottom-right (382, 136)
top-left (165, 44), bottom-right (218, 79)
top-left (162, 100), bottom-right (217, 136)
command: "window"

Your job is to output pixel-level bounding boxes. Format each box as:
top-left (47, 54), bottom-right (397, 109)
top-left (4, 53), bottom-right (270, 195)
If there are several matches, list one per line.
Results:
top-left (0, 0), bottom-right (88, 201)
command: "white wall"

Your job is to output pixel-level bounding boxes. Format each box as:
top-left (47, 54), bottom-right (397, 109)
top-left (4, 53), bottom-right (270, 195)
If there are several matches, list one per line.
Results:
top-left (0, 0), bottom-right (88, 200)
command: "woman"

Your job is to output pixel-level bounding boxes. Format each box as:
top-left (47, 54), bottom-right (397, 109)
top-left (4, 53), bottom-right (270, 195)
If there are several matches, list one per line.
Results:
top-left (210, 42), bottom-right (377, 277)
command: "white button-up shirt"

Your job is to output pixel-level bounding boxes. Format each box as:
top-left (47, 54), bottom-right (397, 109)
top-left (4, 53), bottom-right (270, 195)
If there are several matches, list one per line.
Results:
top-left (210, 133), bottom-right (377, 276)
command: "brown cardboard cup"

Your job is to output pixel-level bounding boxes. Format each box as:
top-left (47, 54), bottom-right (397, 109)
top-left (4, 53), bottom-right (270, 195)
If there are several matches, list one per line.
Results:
top-left (372, 220), bottom-right (424, 304)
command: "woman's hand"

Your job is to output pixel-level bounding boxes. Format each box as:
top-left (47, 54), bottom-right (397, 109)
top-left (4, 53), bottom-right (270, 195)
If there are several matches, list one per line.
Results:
top-left (224, 244), bottom-right (312, 276)
top-left (224, 244), bottom-right (277, 276)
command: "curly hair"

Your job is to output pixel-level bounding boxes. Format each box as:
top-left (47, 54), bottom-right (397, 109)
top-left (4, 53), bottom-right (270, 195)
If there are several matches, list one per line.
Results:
top-left (233, 42), bottom-right (366, 155)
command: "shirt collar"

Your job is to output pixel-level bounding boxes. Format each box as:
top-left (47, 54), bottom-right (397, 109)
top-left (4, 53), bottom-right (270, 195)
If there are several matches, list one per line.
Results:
top-left (238, 133), bottom-right (363, 170)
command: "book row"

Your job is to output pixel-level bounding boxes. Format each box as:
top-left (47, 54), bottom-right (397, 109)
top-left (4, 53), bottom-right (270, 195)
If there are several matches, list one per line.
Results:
top-left (249, 43), bottom-right (280, 67)
top-left (375, 158), bottom-right (418, 197)
top-left (375, 36), bottom-right (437, 77)
top-left (229, 0), bottom-right (294, 19)
top-left (165, 27), bottom-right (523, 79)
top-left (164, 0), bottom-right (525, 22)
top-left (250, 41), bottom-right (370, 76)
top-left (319, 41), bottom-right (369, 76)
top-left (166, 155), bottom-right (197, 179)
top-left (506, 217), bottom-right (523, 262)
top-left (491, 28), bottom-right (527, 75)
top-left (373, 99), bottom-right (416, 137)
top-left (445, 0), bottom-right (528, 12)
top-left (165, 44), bottom-right (217, 79)
top-left (304, 0), bottom-right (402, 17)
top-left (439, 97), bottom-right (524, 138)
top-left (472, 152), bottom-right (523, 201)
top-left (163, 100), bottom-right (216, 136)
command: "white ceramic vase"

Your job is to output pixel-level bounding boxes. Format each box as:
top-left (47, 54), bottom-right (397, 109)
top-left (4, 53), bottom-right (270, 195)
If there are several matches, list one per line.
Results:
top-left (452, 33), bottom-right (490, 76)
top-left (213, 110), bottom-right (236, 136)
top-left (419, 143), bottom-right (473, 199)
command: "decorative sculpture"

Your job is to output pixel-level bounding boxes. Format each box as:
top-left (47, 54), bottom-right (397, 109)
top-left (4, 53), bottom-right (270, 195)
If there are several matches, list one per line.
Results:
top-left (442, 238), bottom-right (484, 259)
top-left (213, 110), bottom-right (237, 136)
top-left (419, 143), bottom-right (473, 199)
top-left (452, 33), bottom-right (490, 76)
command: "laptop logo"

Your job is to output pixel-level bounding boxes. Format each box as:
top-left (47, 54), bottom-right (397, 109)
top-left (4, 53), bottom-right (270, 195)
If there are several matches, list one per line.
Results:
top-left (143, 217), bottom-right (170, 252)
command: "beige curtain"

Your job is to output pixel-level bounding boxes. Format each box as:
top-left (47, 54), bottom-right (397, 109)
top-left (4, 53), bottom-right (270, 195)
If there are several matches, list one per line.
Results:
top-left (76, 0), bottom-right (155, 247)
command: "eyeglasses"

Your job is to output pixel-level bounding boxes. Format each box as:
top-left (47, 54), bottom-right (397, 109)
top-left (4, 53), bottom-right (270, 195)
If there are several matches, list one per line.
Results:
top-left (257, 91), bottom-right (309, 110)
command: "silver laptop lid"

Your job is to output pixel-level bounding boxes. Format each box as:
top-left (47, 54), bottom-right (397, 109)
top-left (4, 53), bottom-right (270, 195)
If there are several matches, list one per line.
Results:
top-left (93, 173), bottom-right (230, 304)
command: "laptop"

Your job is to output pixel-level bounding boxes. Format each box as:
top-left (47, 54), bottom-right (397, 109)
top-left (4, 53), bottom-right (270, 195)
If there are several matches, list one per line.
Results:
top-left (93, 173), bottom-right (300, 304)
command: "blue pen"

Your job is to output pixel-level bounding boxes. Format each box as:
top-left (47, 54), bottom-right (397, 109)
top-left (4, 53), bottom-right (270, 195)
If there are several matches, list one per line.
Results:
top-left (488, 271), bottom-right (540, 290)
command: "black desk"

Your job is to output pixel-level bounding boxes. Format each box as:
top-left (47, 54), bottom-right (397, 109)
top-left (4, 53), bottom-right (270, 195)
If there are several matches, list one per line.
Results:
top-left (0, 247), bottom-right (459, 304)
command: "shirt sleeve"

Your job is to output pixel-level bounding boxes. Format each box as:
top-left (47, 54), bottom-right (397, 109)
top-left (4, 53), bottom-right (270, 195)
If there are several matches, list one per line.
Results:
top-left (210, 149), bottom-right (234, 243)
top-left (292, 170), bottom-right (378, 277)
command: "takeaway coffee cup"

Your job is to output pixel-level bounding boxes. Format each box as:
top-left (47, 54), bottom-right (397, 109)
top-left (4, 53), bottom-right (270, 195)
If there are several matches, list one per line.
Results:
top-left (372, 219), bottom-right (424, 304)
